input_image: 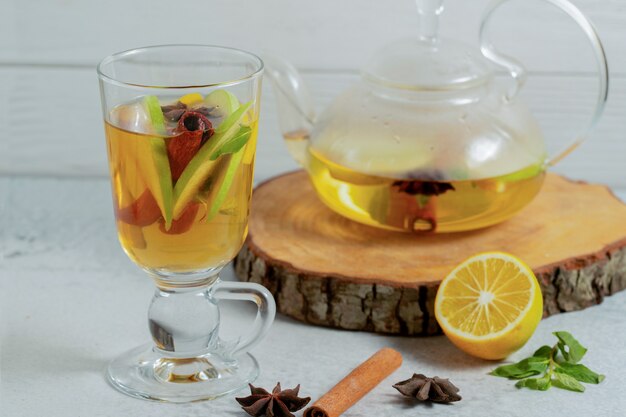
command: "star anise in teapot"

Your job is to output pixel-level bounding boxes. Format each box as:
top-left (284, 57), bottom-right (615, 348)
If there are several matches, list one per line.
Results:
top-left (392, 169), bottom-right (455, 196)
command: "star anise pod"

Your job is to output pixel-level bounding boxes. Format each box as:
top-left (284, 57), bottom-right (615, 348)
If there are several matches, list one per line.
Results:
top-left (190, 105), bottom-right (214, 118)
top-left (161, 101), bottom-right (187, 122)
top-left (392, 168), bottom-right (455, 196)
top-left (161, 101), bottom-right (215, 122)
top-left (393, 373), bottom-right (462, 403)
top-left (236, 383), bottom-right (311, 417)
top-left (392, 180), bottom-right (455, 196)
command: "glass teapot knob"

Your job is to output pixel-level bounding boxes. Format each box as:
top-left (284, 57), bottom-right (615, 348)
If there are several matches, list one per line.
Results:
top-left (479, 0), bottom-right (609, 166)
top-left (416, 0), bottom-right (444, 41)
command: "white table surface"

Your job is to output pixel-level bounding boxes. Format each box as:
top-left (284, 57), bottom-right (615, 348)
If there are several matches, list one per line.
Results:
top-left (1, 174), bottom-right (625, 417)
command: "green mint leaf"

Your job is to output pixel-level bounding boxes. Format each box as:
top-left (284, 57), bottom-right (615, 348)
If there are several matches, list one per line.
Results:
top-left (491, 357), bottom-right (549, 379)
top-left (555, 363), bottom-right (605, 384)
top-left (533, 345), bottom-right (553, 359)
top-left (210, 126), bottom-right (251, 160)
top-left (491, 332), bottom-right (603, 395)
top-left (553, 372), bottom-right (585, 392)
top-left (213, 101), bottom-right (250, 135)
top-left (515, 373), bottom-right (551, 391)
top-left (554, 331), bottom-right (587, 363)
top-left (557, 341), bottom-right (568, 361)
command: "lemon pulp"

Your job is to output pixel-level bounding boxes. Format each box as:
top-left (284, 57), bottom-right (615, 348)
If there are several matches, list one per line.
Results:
top-left (435, 252), bottom-right (543, 360)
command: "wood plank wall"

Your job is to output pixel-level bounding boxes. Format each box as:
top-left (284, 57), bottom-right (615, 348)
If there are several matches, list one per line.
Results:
top-left (0, 0), bottom-right (624, 187)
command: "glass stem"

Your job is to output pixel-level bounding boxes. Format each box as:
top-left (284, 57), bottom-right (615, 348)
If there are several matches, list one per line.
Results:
top-left (148, 284), bottom-right (221, 357)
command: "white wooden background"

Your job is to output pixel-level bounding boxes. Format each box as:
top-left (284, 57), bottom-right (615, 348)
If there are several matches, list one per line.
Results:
top-left (0, 0), bottom-right (625, 188)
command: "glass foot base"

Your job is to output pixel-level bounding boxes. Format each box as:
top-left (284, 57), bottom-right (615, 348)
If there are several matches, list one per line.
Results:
top-left (106, 344), bottom-right (259, 403)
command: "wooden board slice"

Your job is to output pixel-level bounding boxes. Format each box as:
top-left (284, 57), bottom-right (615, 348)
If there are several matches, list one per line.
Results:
top-left (235, 171), bottom-right (626, 335)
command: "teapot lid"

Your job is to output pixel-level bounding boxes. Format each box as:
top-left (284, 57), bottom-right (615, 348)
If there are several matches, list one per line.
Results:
top-left (362, 0), bottom-right (493, 91)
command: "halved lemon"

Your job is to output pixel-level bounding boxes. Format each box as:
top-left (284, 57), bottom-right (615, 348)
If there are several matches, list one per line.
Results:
top-left (434, 252), bottom-right (543, 360)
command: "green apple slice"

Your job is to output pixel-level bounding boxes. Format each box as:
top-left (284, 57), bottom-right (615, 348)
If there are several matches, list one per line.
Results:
top-left (204, 146), bottom-right (247, 222)
top-left (204, 89), bottom-right (240, 118)
top-left (138, 96), bottom-right (173, 228)
top-left (144, 95), bottom-right (166, 131)
top-left (194, 128), bottom-right (252, 222)
top-left (172, 101), bottom-right (252, 219)
top-left (197, 155), bottom-right (233, 198)
top-left (203, 126), bottom-right (252, 222)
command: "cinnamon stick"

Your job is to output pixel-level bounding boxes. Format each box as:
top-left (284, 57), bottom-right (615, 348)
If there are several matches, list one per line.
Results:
top-left (303, 348), bottom-right (403, 417)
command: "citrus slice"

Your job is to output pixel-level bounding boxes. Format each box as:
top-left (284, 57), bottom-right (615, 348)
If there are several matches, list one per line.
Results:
top-left (434, 252), bottom-right (543, 360)
top-left (179, 93), bottom-right (204, 106)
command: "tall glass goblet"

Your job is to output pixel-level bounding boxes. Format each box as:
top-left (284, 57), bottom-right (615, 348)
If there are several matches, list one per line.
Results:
top-left (98, 45), bottom-right (275, 403)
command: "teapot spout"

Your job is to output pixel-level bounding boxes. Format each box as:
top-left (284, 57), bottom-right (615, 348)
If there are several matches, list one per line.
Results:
top-left (263, 55), bottom-right (316, 165)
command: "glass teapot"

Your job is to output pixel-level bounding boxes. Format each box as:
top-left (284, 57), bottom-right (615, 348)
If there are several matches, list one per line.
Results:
top-left (266, 0), bottom-right (608, 233)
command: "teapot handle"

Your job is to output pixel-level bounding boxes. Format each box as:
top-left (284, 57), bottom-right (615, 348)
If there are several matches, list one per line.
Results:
top-left (479, 0), bottom-right (609, 166)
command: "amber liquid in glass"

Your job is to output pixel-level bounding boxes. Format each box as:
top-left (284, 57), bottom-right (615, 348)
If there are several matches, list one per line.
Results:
top-left (105, 118), bottom-right (256, 272)
top-left (287, 132), bottom-right (545, 232)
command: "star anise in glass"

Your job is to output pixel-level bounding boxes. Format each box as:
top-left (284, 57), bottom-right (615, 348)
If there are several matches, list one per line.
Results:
top-left (393, 373), bottom-right (462, 403)
top-left (161, 101), bottom-right (214, 122)
top-left (236, 383), bottom-right (311, 417)
top-left (161, 101), bottom-right (186, 122)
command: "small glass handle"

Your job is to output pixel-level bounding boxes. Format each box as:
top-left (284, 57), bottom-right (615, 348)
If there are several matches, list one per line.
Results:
top-left (212, 280), bottom-right (276, 357)
top-left (479, 0), bottom-right (609, 166)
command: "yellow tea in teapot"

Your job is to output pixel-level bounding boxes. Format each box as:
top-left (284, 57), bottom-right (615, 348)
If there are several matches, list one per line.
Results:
top-left (269, 0), bottom-right (607, 233)
top-left (301, 143), bottom-right (545, 233)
